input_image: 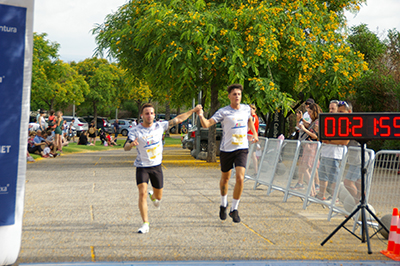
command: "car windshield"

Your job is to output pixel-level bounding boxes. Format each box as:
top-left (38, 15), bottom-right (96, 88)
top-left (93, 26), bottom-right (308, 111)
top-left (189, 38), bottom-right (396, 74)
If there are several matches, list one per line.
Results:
top-left (77, 117), bottom-right (87, 123)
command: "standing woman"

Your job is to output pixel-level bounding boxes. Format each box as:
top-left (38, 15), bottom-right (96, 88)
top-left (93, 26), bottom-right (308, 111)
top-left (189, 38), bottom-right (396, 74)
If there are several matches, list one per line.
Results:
top-left (54, 111), bottom-right (64, 153)
top-left (294, 103), bottom-right (321, 196)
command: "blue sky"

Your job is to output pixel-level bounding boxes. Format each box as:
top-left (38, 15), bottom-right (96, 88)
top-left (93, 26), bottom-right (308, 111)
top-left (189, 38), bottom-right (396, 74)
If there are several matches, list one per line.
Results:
top-left (33, 0), bottom-right (400, 63)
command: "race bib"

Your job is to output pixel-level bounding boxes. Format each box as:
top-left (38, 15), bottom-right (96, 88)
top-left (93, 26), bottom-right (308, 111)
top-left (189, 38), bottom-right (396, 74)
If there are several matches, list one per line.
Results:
top-left (146, 143), bottom-right (161, 160)
top-left (232, 134), bottom-right (246, 145)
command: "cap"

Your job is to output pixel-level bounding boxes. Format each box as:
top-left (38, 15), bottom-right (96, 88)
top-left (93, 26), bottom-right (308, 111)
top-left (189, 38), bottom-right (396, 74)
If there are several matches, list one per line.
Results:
top-left (305, 98), bottom-right (315, 104)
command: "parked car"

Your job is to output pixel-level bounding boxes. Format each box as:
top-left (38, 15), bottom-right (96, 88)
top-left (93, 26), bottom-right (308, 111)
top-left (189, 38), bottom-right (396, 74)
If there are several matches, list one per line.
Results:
top-left (109, 119), bottom-right (132, 136)
top-left (63, 116), bottom-right (88, 136)
top-left (184, 123), bottom-right (223, 153)
top-left (82, 116), bottom-right (113, 133)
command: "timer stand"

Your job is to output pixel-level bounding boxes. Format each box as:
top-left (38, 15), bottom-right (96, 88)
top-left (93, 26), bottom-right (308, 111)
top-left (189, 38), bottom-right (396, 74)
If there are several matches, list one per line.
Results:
top-left (320, 141), bottom-right (389, 254)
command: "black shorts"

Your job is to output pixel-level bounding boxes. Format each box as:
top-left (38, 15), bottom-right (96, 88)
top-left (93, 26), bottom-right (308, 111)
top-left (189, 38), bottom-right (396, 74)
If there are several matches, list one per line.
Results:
top-left (220, 149), bottom-right (248, 173)
top-left (136, 164), bottom-right (164, 189)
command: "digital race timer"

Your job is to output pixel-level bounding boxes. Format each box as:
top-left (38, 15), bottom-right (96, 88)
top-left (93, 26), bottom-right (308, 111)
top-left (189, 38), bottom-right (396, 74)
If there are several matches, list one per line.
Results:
top-left (319, 113), bottom-right (400, 141)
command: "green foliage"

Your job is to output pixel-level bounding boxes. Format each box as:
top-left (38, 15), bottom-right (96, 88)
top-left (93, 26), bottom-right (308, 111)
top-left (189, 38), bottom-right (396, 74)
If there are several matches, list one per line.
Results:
top-left (93, 0), bottom-right (367, 116)
top-left (347, 26), bottom-right (400, 112)
top-left (31, 33), bottom-right (89, 110)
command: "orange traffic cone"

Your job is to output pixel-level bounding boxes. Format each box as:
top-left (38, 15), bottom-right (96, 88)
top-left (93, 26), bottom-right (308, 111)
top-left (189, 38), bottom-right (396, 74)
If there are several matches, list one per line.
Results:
top-left (389, 215), bottom-right (400, 261)
top-left (381, 208), bottom-right (399, 256)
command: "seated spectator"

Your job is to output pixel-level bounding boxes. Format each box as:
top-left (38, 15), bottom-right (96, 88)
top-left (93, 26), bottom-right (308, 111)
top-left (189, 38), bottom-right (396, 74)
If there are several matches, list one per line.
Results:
top-left (41, 131), bottom-right (58, 157)
top-left (98, 129), bottom-right (107, 145)
top-left (78, 131), bottom-right (94, 146)
top-left (27, 131), bottom-right (46, 157)
top-left (106, 132), bottom-right (117, 146)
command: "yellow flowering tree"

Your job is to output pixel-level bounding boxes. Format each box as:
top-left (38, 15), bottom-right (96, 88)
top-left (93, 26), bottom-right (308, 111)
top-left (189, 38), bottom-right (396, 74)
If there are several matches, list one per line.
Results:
top-left (94, 0), bottom-right (367, 115)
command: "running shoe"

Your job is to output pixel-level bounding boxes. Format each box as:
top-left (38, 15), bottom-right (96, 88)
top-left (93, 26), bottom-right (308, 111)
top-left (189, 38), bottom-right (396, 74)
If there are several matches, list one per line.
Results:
top-left (148, 191), bottom-right (161, 208)
top-left (138, 223), bottom-right (149, 234)
top-left (229, 209), bottom-right (241, 223)
top-left (219, 205), bottom-right (228, 220)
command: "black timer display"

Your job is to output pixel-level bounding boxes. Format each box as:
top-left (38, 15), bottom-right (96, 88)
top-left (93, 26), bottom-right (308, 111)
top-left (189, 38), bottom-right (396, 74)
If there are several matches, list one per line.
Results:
top-left (319, 113), bottom-right (400, 140)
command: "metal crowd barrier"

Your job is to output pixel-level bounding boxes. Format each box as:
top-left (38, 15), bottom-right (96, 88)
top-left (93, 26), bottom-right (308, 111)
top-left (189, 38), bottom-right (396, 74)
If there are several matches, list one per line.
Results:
top-left (242, 137), bottom-right (398, 229)
top-left (368, 150), bottom-right (400, 218)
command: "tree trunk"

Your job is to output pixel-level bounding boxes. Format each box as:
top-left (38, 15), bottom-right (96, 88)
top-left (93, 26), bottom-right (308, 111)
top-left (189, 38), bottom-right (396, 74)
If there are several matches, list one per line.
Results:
top-left (93, 102), bottom-right (98, 129)
top-left (206, 83), bottom-right (220, 163)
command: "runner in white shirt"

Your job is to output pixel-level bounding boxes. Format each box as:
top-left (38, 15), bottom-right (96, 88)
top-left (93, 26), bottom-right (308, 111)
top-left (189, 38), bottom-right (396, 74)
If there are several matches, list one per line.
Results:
top-left (124, 103), bottom-right (201, 234)
top-left (197, 84), bottom-right (258, 223)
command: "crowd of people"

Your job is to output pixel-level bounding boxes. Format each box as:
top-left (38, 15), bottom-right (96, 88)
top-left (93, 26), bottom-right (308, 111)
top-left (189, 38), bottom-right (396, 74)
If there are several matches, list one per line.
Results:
top-left (27, 109), bottom-right (125, 162)
top-left (27, 110), bottom-right (71, 162)
top-left (291, 98), bottom-right (364, 206)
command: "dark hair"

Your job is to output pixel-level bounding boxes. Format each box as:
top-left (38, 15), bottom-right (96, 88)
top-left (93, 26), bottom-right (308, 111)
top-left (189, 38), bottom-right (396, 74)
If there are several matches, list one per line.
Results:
top-left (140, 103), bottom-right (155, 114)
top-left (50, 110), bottom-right (55, 116)
top-left (227, 84), bottom-right (243, 94)
top-left (308, 103), bottom-right (322, 121)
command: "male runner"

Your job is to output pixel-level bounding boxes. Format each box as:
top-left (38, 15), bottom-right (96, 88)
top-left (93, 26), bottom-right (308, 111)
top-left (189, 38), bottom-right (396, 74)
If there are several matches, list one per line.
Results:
top-left (124, 103), bottom-right (201, 233)
top-left (197, 84), bottom-right (258, 223)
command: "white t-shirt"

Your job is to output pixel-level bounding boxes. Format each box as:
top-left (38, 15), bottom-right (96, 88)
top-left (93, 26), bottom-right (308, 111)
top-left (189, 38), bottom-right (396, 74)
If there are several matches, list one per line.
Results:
top-left (127, 121), bottom-right (169, 167)
top-left (320, 144), bottom-right (344, 160)
top-left (211, 104), bottom-right (251, 152)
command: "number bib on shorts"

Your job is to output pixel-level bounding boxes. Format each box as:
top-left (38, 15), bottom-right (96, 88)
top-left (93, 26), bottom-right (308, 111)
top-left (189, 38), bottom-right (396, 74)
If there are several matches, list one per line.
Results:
top-left (211, 104), bottom-right (251, 152)
top-left (127, 121), bottom-right (169, 167)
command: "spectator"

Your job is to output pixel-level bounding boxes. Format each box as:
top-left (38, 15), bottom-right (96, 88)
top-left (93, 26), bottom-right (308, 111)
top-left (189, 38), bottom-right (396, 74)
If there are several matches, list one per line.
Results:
top-left (339, 101), bottom-right (367, 205)
top-left (106, 132), bottom-right (117, 146)
top-left (98, 129), bottom-right (107, 145)
top-left (316, 100), bottom-right (349, 200)
top-left (62, 120), bottom-right (68, 138)
top-left (54, 111), bottom-right (64, 153)
top-left (27, 131), bottom-right (46, 157)
top-left (88, 121), bottom-right (97, 145)
top-left (78, 130), bottom-right (94, 146)
top-left (37, 110), bottom-right (46, 131)
top-left (293, 103), bottom-right (322, 196)
top-left (247, 104), bottom-right (260, 175)
top-left (68, 118), bottom-right (76, 142)
top-left (113, 119), bottom-right (120, 142)
top-left (180, 124), bottom-right (188, 143)
top-left (47, 110), bottom-right (56, 129)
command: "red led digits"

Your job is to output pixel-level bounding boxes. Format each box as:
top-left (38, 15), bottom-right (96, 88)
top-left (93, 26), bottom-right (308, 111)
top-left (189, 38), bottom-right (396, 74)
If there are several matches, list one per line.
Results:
top-left (320, 113), bottom-right (400, 140)
top-left (338, 117), bottom-right (349, 137)
top-left (379, 117), bottom-right (391, 137)
top-left (324, 117), bottom-right (336, 137)
top-left (352, 117), bottom-right (362, 137)
top-left (374, 118), bottom-right (379, 136)
top-left (395, 117), bottom-right (400, 137)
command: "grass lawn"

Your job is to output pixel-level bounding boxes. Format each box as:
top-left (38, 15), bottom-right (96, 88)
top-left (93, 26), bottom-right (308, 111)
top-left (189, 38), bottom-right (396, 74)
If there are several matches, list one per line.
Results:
top-left (29, 136), bottom-right (182, 160)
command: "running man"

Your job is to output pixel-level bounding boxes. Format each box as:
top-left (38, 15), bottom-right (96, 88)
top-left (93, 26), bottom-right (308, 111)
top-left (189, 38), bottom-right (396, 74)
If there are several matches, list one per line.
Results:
top-left (124, 103), bottom-right (201, 234)
top-left (197, 84), bottom-right (258, 223)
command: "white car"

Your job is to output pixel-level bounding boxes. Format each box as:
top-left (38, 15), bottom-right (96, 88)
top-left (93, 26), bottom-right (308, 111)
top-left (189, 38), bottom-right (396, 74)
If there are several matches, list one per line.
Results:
top-left (63, 116), bottom-right (88, 136)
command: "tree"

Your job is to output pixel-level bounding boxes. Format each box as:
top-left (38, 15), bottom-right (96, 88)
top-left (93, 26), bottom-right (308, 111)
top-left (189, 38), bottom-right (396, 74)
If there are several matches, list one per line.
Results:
top-left (72, 58), bottom-right (121, 125)
top-left (94, 0), bottom-right (367, 161)
top-left (347, 25), bottom-right (400, 112)
top-left (31, 33), bottom-right (88, 111)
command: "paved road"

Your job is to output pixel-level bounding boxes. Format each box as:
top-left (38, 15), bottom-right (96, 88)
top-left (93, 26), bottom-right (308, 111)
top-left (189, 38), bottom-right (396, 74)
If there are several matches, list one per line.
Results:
top-left (15, 146), bottom-right (395, 265)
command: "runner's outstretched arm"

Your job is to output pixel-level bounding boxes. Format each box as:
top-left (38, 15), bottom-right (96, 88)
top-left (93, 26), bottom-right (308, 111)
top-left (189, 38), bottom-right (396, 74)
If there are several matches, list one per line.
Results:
top-left (197, 108), bottom-right (216, 129)
top-left (168, 105), bottom-right (202, 129)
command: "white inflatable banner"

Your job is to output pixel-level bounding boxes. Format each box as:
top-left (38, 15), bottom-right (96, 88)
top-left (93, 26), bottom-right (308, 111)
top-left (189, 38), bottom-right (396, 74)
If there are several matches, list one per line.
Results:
top-left (0, 0), bottom-right (33, 264)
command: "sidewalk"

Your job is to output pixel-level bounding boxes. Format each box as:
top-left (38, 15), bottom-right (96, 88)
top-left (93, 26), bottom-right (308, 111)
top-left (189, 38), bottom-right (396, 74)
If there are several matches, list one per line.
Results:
top-left (15, 145), bottom-right (395, 265)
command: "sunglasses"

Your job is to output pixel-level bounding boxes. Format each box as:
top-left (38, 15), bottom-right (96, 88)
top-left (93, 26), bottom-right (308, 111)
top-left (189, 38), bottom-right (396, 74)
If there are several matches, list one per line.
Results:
top-left (338, 101), bottom-right (349, 108)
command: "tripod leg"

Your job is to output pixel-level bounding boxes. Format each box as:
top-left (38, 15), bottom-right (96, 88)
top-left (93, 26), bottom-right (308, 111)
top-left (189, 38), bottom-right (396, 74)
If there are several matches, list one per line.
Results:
top-left (321, 205), bottom-right (361, 246)
top-left (361, 207), bottom-right (372, 254)
top-left (365, 204), bottom-right (389, 234)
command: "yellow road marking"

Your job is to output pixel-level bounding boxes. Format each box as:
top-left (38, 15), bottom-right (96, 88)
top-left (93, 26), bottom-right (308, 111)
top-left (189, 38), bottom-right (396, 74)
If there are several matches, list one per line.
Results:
top-left (90, 246), bottom-right (95, 262)
top-left (241, 221), bottom-right (274, 245)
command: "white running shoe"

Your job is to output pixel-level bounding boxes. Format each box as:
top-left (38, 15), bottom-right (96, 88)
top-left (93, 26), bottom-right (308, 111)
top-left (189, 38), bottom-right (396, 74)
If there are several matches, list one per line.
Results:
top-left (148, 191), bottom-right (161, 208)
top-left (138, 223), bottom-right (149, 234)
